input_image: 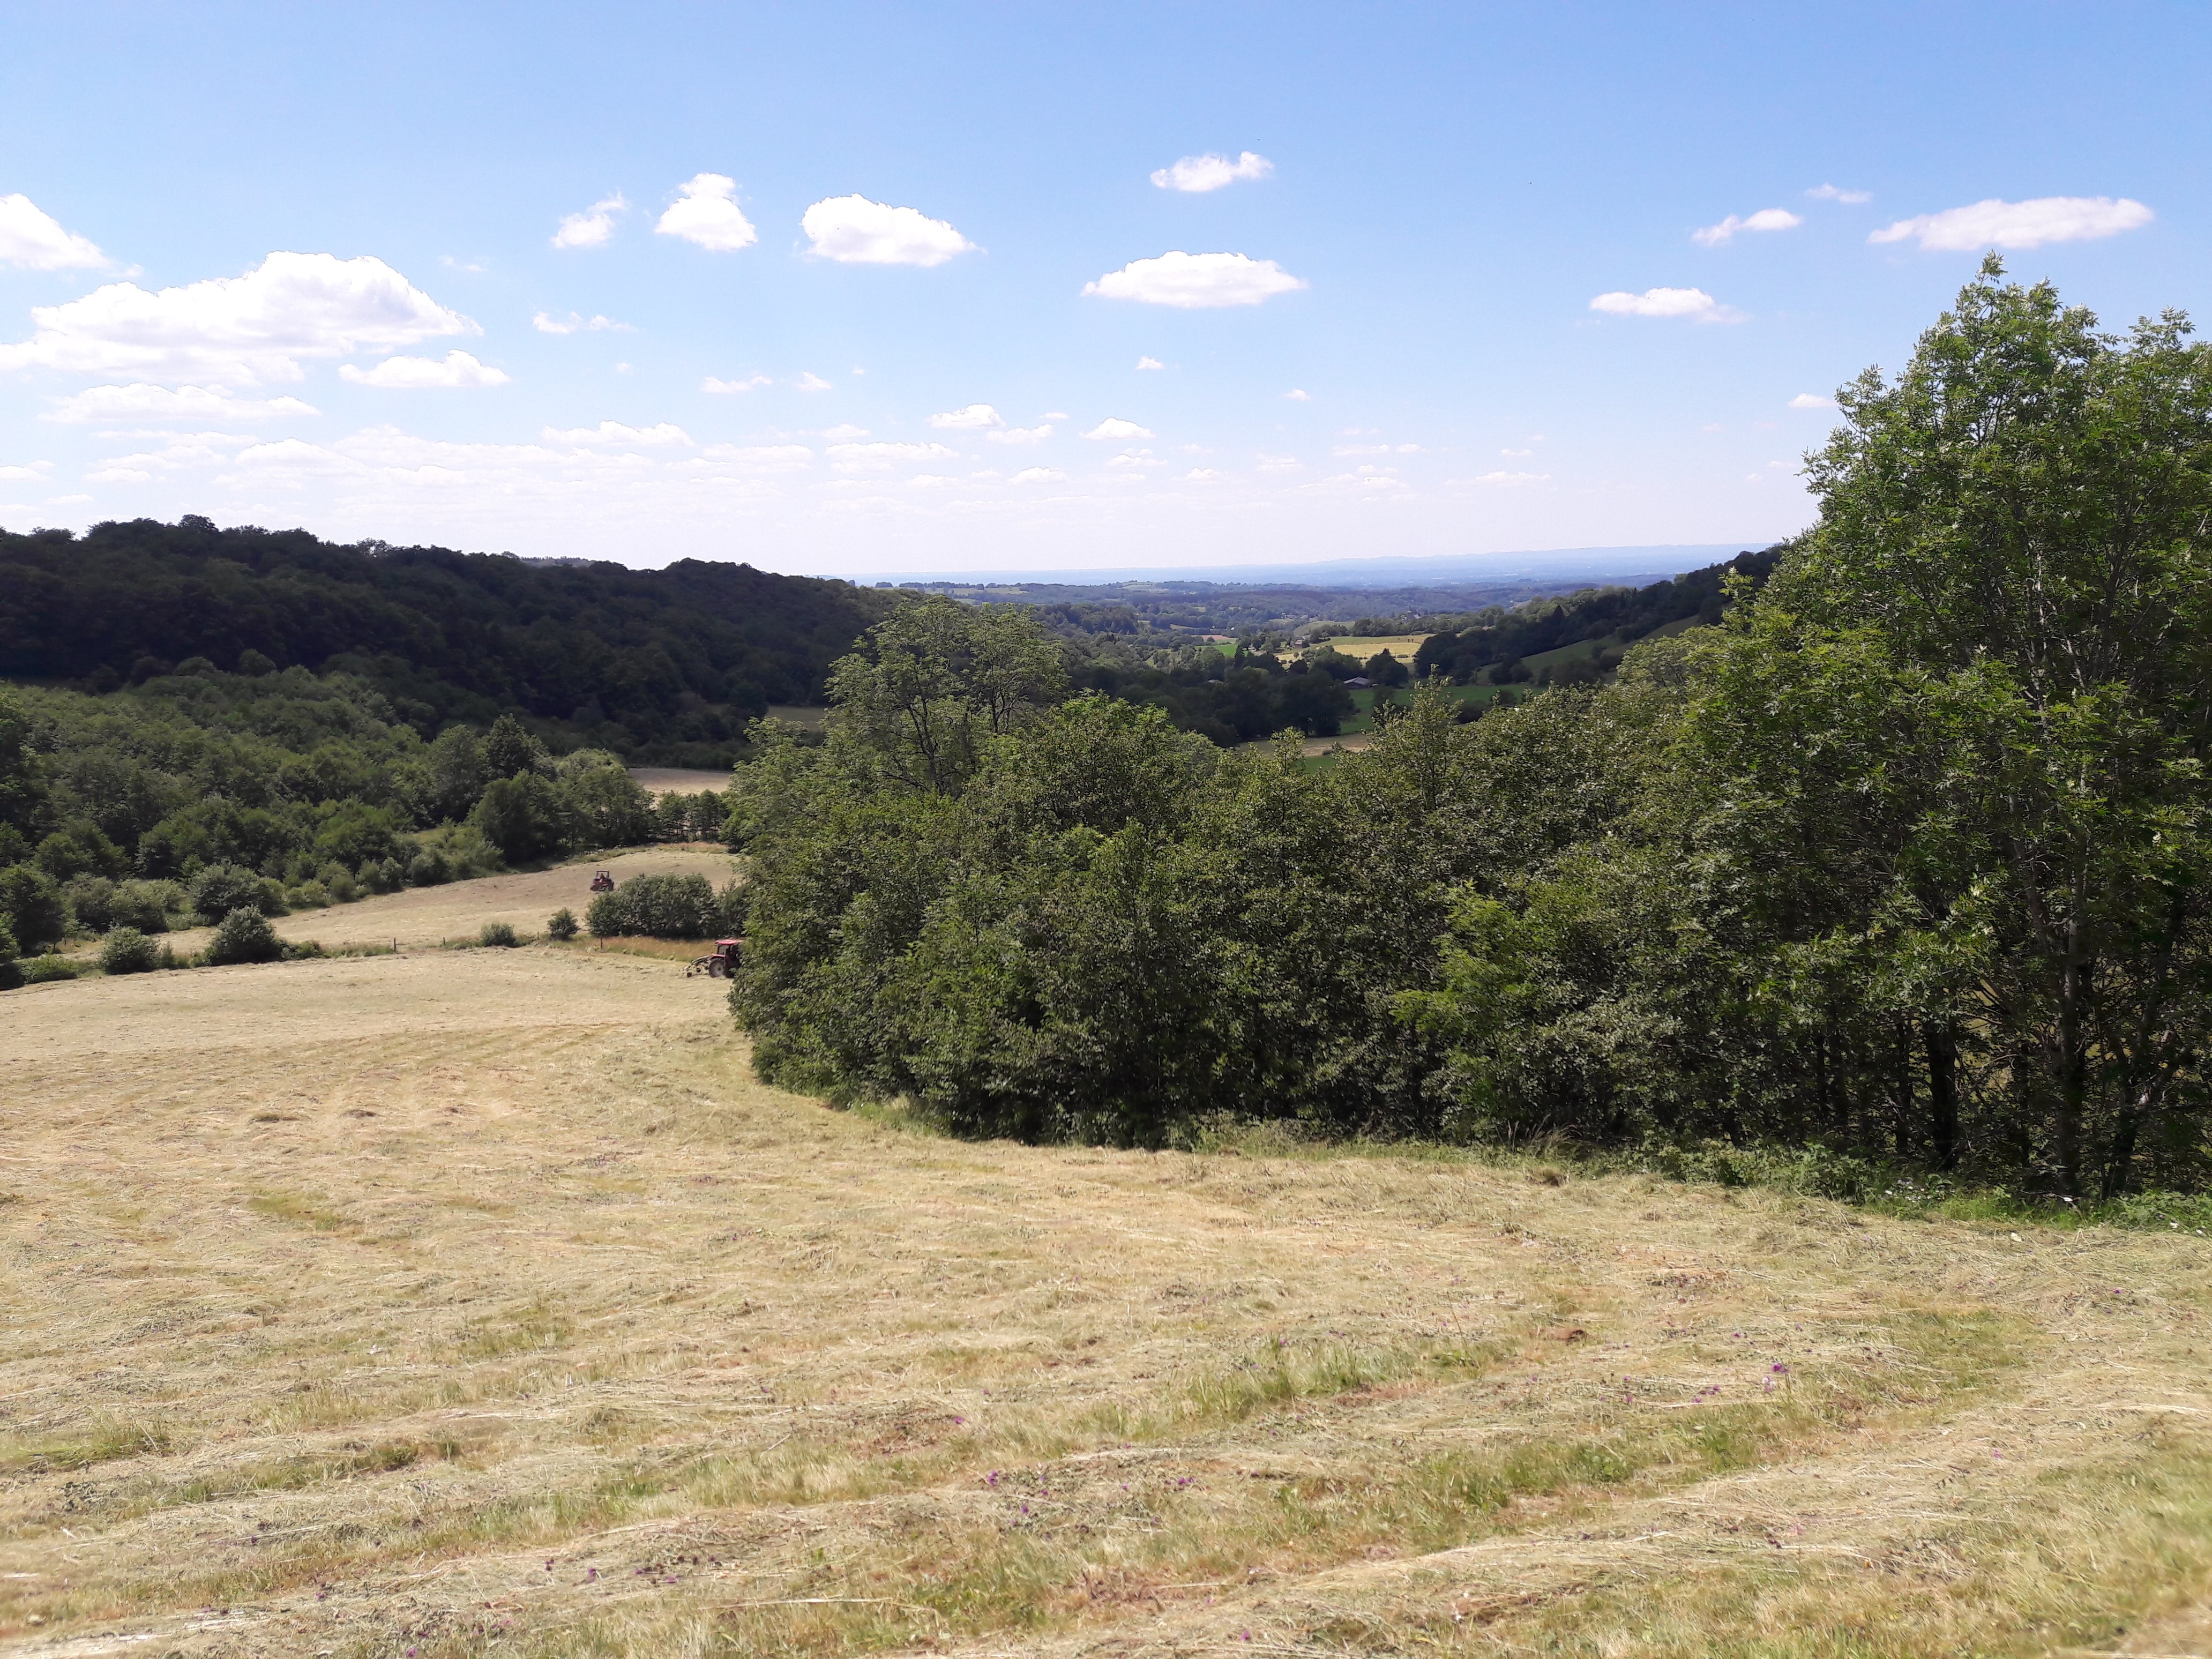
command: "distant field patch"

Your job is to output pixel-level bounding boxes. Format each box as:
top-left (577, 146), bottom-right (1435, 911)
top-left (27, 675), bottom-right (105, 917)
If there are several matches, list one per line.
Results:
top-left (1313, 632), bottom-right (1433, 661)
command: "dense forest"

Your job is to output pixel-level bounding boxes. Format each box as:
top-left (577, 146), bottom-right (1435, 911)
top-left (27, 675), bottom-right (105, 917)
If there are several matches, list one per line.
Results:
top-left (728, 262), bottom-right (2212, 1201)
top-left (0, 519), bottom-right (892, 764)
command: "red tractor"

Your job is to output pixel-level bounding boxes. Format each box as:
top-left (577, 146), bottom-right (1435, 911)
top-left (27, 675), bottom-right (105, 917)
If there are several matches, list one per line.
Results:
top-left (589, 869), bottom-right (615, 893)
top-left (689, 938), bottom-right (743, 978)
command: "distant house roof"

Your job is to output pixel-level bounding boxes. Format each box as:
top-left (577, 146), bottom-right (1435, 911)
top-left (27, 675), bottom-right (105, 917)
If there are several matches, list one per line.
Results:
top-left (1344, 676), bottom-right (1372, 687)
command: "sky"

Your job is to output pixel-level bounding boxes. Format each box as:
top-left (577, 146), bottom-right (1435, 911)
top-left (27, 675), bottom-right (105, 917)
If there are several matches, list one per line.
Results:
top-left (1, 2), bottom-right (2205, 578)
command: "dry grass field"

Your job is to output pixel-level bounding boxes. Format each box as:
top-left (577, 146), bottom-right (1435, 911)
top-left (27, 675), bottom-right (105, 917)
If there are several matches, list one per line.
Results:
top-left (158, 848), bottom-right (738, 958)
top-left (626, 771), bottom-right (734, 798)
top-left (7, 911), bottom-right (2212, 1656)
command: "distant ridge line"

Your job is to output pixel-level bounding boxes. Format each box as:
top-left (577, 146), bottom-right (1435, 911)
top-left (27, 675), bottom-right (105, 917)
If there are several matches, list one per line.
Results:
top-left (847, 541), bottom-right (1781, 589)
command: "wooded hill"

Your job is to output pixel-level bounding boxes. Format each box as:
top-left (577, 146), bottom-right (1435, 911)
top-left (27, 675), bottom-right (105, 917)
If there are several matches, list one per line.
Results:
top-left (0, 517), bottom-right (892, 764)
top-left (1413, 548), bottom-right (1782, 685)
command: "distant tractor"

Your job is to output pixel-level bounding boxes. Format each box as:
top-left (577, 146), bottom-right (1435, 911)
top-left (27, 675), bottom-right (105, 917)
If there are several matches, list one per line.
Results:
top-left (589, 868), bottom-right (615, 893)
top-left (689, 938), bottom-right (743, 978)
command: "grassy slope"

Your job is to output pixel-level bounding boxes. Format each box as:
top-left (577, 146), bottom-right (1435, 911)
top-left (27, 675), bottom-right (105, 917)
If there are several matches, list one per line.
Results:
top-left (4, 873), bottom-right (2212, 1656)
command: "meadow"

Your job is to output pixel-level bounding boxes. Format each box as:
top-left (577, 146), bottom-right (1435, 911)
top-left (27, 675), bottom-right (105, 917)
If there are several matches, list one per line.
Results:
top-left (6, 866), bottom-right (2212, 1657)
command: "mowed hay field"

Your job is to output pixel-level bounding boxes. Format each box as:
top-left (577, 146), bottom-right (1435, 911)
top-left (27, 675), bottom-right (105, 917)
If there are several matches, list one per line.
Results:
top-left (159, 848), bottom-right (738, 958)
top-left (8, 947), bottom-right (2212, 1657)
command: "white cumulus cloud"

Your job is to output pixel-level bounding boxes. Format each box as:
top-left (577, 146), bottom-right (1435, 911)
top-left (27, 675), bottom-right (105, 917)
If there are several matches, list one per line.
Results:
top-left (987, 424), bottom-right (1052, 446)
top-left (43, 383), bottom-right (319, 423)
top-left (1283, 388), bottom-right (1310, 402)
top-left (0, 252), bottom-right (473, 384)
top-left (1085, 418), bottom-right (1153, 440)
top-left (1083, 251), bottom-right (1304, 309)
top-left (1011, 467), bottom-right (1065, 484)
top-left (1150, 151), bottom-right (1274, 192)
top-left (1135, 356), bottom-right (1163, 371)
top-left (1589, 286), bottom-right (1730, 320)
top-left (929, 403), bottom-right (1002, 430)
top-left (1469, 470), bottom-right (1549, 486)
top-left (656, 174), bottom-right (759, 252)
top-left (0, 461), bottom-right (54, 481)
top-left (544, 421), bottom-right (693, 447)
top-left (828, 440), bottom-right (959, 472)
top-left (1789, 392), bottom-right (1838, 410)
top-left (340, 350), bottom-right (509, 388)
top-left (533, 311), bottom-right (632, 334)
top-left (801, 196), bottom-right (973, 266)
top-left (552, 193), bottom-right (626, 250)
top-left (1869, 195), bottom-right (2153, 251)
top-left (1807, 184), bottom-right (1872, 204)
top-left (794, 372), bottom-right (833, 392)
top-left (701, 373), bottom-right (772, 393)
top-left (1692, 207), bottom-right (1802, 246)
top-left (0, 193), bottom-right (108, 270)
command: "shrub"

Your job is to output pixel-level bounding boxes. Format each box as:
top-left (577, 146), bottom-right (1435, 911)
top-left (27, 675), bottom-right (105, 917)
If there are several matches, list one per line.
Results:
top-left (318, 863), bottom-right (360, 903)
top-left (585, 872), bottom-right (719, 938)
top-left (64, 873), bottom-right (118, 933)
top-left (100, 927), bottom-right (160, 975)
top-left (189, 862), bottom-right (264, 922)
top-left (406, 848), bottom-right (452, 887)
top-left (0, 921), bottom-right (19, 990)
top-left (206, 907), bottom-right (281, 966)
top-left (547, 907), bottom-right (579, 941)
top-left (288, 881), bottom-right (331, 909)
top-left (361, 856), bottom-right (403, 894)
top-left (472, 772), bottom-right (565, 862)
top-left (478, 920), bottom-right (519, 948)
top-left (0, 863), bottom-right (67, 952)
top-left (20, 954), bottom-right (79, 983)
top-left (111, 880), bottom-right (177, 932)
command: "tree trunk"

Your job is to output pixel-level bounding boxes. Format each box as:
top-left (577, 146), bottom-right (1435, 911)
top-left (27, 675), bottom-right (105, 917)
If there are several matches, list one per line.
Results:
top-left (1927, 1020), bottom-right (1959, 1170)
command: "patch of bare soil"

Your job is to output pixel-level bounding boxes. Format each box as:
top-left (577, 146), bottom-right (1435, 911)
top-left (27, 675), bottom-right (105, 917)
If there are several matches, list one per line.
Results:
top-left (3, 949), bottom-right (2211, 1657)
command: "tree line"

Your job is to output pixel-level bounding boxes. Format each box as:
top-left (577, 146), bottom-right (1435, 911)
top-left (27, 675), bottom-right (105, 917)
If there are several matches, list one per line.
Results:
top-left (728, 263), bottom-right (2212, 1200)
top-left (0, 517), bottom-right (892, 764)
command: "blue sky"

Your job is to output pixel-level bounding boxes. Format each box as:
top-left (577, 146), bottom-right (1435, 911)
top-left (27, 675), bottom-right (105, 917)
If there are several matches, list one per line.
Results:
top-left (1, 2), bottom-right (2204, 576)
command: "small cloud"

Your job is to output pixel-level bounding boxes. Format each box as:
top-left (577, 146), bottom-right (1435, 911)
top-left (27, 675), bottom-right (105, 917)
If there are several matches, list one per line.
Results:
top-left (545, 421), bottom-right (693, 446)
top-left (1500, 446), bottom-right (1534, 457)
top-left (1011, 466), bottom-right (1065, 484)
top-left (701, 373), bottom-right (772, 393)
top-left (1470, 470), bottom-right (1549, 486)
top-left (1806, 184), bottom-right (1872, 204)
top-left (613, 362), bottom-right (633, 375)
top-left (1788, 392), bottom-right (1837, 410)
top-left (0, 461), bottom-right (54, 481)
top-left (822, 423), bottom-right (871, 440)
top-left (552, 193), bottom-right (626, 250)
top-left (339, 349), bottom-right (510, 388)
top-left (1870, 195), bottom-right (2152, 251)
top-left (1283, 390), bottom-right (1311, 403)
top-left (1084, 251), bottom-right (1305, 309)
top-left (1396, 444), bottom-right (1426, 454)
top-left (533, 310), bottom-right (633, 335)
top-left (987, 424), bottom-right (1052, 445)
top-left (929, 403), bottom-right (1002, 430)
top-left (1699, 422), bottom-right (1724, 434)
top-left (657, 174), bottom-right (759, 251)
top-left (801, 196), bottom-right (973, 266)
top-left (44, 384), bottom-right (317, 424)
top-left (1333, 443), bottom-right (1389, 457)
top-left (1692, 207), bottom-right (1803, 247)
top-left (828, 439), bottom-right (959, 472)
top-left (1589, 286), bottom-right (1736, 322)
top-left (1255, 453), bottom-right (1301, 475)
top-left (0, 192), bottom-right (109, 269)
top-left (1135, 355), bottom-right (1164, 371)
top-left (1085, 417), bottom-right (1153, 440)
top-left (1150, 151), bottom-right (1274, 193)
top-left (794, 372), bottom-right (833, 392)
top-left (1185, 468), bottom-right (1219, 480)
